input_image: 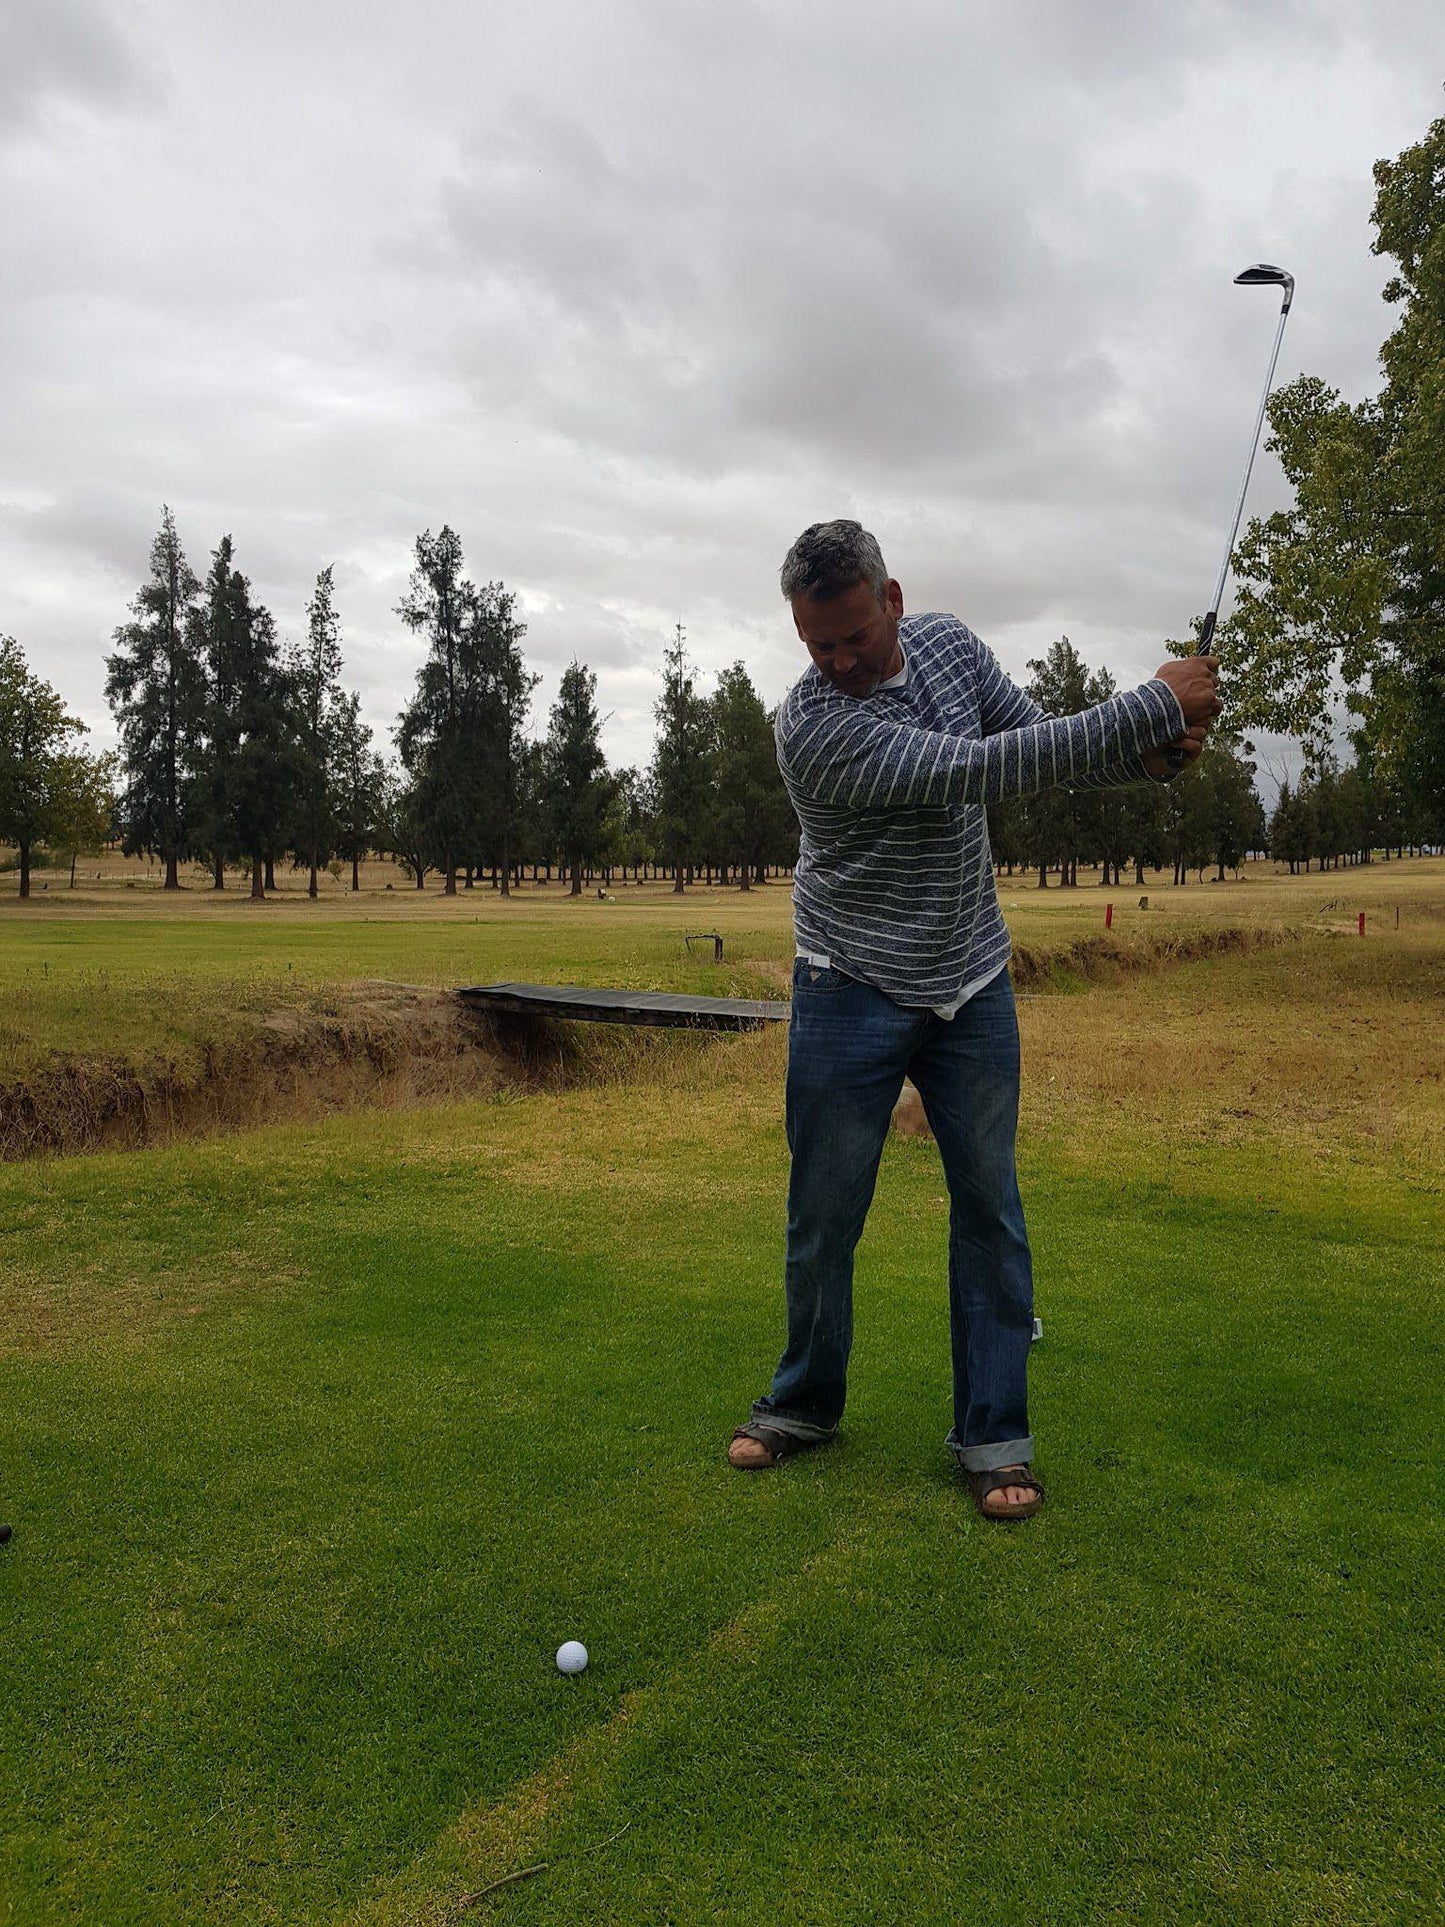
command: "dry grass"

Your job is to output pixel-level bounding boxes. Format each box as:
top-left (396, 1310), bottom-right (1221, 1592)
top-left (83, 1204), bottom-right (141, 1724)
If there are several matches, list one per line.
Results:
top-left (1017, 924), bottom-right (1445, 1180)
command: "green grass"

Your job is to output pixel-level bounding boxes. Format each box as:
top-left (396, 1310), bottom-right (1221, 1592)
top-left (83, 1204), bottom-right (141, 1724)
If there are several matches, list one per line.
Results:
top-left (4, 854), bottom-right (1441, 1077)
top-left (3, 988), bottom-right (1442, 1925)
top-left (0, 892), bottom-right (796, 1076)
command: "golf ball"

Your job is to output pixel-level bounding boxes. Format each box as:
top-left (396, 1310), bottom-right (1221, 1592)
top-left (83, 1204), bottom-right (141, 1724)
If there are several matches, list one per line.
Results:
top-left (555, 1640), bottom-right (588, 1675)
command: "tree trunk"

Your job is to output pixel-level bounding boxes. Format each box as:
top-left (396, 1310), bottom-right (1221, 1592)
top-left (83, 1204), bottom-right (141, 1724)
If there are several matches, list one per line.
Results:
top-left (500, 843), bottom-right (511, 898)
top-left (18, 840), bottom-right (30, 899)
top-left (251, 853), bottom-right (265, 899)
top-left (308, 851), bottom-right (319, 899)
top-left (213, 854), bottom-right (225, 890)
top-left (69, 850), bottom-right (77, 888)
top-left (264, 855), bottom-right (276, 892)
top-left (415, 866), bottom-right (425, 890)
top-left (673, 866), bottom-right (685, 894)
top-left (164, 853), bottom-right (179, 889)
top-left (569, 856), bottom-right (583, 898)
top-left (444, 859), bottom-right (457, 896)
top-left (351, 853), bottom-right (360, 891)
top-left (1037, 864), bottom-right (1047, 889)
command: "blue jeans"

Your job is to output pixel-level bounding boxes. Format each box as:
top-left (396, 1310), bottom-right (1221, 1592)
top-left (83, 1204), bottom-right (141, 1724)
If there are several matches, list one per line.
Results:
top-left (752, 959), bottom-right (1035, 1475)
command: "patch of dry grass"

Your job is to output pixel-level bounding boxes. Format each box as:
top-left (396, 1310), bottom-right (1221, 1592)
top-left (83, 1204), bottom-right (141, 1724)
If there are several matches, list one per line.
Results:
top-left (1017, 924), bottom-right (1445, 1181)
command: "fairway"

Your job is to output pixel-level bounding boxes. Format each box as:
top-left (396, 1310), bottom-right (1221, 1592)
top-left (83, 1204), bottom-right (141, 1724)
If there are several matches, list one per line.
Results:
top-left (2, 874), bottom-right (1443, 1924)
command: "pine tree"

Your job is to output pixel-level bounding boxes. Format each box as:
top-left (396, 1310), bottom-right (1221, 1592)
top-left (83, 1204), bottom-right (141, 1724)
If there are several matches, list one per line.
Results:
top-left (332, 691), bottom-right (385, 891)
top-left (542, 662), bottom-right (615, 896)
top-left (1022, 637), bottom-right (1090, 886)
top-left (287, 566), bottom-right (346, 898)
top-left (192, 537), bottom-right (295, 898)
top-left (710, 663), bottom-right (789, 889)
top-left (396, 527), bottom-right (483, 896)
top-left (650, 624), bottom-right (712, 893)
top-left (470, 582), bottom-right (538, 895)
top-left (191, 535), bottom-right (245, 888)
top-left (105, 508), bottom-right (204, 888)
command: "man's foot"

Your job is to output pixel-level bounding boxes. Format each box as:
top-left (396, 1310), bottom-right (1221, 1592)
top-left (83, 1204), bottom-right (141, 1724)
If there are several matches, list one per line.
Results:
top-left (727, 1421), bottom-right (834, 1469)
top-left (966, 1465), bottom-right (1044, 1522)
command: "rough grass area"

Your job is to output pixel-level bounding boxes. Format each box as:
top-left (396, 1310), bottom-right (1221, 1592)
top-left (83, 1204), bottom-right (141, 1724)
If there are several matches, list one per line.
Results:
top-left (2, 857), bottom-right (1440, 1082)
top-left (2, 932), bottom-right (1441, 1925)
top-left (7, 855), bottom-right (1441, 1156)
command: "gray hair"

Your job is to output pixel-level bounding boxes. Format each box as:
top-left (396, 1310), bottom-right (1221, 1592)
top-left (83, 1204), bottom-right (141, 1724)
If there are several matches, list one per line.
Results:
top-left (779, 519), bottom-right (889, 604)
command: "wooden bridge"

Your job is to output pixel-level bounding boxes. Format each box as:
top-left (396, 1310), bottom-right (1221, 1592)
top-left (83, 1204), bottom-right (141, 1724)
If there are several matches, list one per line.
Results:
top-left (458, 983), bottom-right (790, 1031)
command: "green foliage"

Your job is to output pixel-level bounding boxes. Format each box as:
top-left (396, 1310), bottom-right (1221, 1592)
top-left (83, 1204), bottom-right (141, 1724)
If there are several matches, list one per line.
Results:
top-left (395, 530), bottom-right (537, 891)
top-left (46, 748), bottom-right (120, 882)
top-left (189, 534), bottom-right (297, 889)
top-left (0, 637), bottom-right (87, 897)
top-left (331, 690), bottom-right (386, 889)
top-left (988, 639), bottom-right (1263, 887)
top-left (104, 507), bottom-right (206, 885)
top-left (1223, 110), bottom-right (1445, 808)
top-left (1267, 757), bottom-right (1429, 871)
top-left (395, 526), bottom-right (481, 889)
top-left (541, 661), bottom-right (616, 893)
top-left (469, 579), bottom-right (538, 888)
top-left (649, 623), bottom-right (713, 885)
top-left (284, 565), bottom-right (347, 892)
top-left (708, 662), bottom-right (792, 885)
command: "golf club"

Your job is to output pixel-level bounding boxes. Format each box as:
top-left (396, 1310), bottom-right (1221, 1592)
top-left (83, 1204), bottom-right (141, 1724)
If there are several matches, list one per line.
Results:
top-left (1166, 262), bottom-right (1295, 769)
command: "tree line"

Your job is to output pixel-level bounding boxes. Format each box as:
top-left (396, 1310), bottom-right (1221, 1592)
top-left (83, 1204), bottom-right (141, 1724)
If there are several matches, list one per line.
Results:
top-left (5, 473), bottom-right (1439, 902)
top-left (0, 512), bottom-right (799, 899)
top-left (986, 636), bottom-right (1270, 886)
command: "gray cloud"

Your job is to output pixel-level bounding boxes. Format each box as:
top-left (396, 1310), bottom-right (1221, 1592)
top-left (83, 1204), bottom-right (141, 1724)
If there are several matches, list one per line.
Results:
top-left (1, 0), bottom-right (1441, 788)
top-left (0, 0), bottom-right (163, 135)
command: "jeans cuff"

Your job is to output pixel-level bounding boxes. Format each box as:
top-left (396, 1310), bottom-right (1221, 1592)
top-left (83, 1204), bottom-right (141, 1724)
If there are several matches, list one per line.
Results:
top-left (946, 1432), bottom-right (1033, 1474)
top-left (750, 1402), bottom-right (838, 1443)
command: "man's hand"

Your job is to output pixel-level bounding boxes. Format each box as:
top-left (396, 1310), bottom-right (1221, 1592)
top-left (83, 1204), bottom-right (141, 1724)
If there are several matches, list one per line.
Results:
top-left (1143, 724), bottom-right (1209, 780)
top-left (1154, 654), bottom-right (1222, 730)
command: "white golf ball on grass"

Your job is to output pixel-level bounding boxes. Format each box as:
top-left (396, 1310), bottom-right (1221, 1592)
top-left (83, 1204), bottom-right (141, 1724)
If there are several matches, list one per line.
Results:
top-left (555, 1640), bottom-right (588, 1675)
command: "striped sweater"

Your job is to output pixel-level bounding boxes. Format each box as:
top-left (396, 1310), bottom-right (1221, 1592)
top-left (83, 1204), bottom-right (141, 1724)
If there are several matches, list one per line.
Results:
top-left (775, 611), bottom-right (1186, 1012)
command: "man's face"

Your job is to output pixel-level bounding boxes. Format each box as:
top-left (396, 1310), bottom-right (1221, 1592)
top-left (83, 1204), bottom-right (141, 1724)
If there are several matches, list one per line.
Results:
top-left (791, 578), bottom-right (905, 698)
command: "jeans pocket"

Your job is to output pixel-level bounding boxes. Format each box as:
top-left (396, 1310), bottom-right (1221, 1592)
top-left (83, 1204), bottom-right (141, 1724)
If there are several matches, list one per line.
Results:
top-left (793, 958), bottom-right (853, 992)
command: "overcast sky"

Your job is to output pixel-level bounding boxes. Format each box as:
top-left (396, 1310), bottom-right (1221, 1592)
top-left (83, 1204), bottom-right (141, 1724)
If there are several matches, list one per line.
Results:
top-left (2, 0), bottom-right (1441, 789)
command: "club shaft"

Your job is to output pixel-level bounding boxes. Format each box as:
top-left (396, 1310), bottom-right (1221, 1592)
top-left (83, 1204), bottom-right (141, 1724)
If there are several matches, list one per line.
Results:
top-left (1199, 296), bottom-right (1293, 653)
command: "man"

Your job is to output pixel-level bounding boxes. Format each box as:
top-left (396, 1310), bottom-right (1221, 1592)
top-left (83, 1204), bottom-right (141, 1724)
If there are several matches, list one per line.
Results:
top-left (729, 520), bottom-right (1220, 1521)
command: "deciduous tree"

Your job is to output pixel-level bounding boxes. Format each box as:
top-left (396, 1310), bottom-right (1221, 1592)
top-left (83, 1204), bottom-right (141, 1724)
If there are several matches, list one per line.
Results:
top-left (0, 639), bottom-right (85, 898)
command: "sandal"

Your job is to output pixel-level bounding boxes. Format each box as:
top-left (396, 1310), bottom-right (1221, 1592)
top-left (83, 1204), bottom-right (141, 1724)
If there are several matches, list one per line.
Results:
top-left (965, 1464), bottom-right (1045, 1522)
top-left (728, 1421), bottom-right (832, 1470)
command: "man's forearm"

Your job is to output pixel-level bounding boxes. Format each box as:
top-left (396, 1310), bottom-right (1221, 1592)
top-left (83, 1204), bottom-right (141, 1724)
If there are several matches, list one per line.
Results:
top-left (783, 679), bottom-right (1187, 811)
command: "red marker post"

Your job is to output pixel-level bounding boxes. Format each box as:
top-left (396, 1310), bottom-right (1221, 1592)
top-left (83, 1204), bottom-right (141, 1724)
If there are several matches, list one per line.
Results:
top-left (1105, 903), bottom-right (1114, 930)
top-left (1358, 913), bottom-right (1366, 936)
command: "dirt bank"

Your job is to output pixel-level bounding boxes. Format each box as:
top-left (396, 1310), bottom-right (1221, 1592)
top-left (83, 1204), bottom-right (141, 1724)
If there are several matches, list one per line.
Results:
top-left (2, 927), bottom-right (1299, 1160)
top-left (0, 985), bottom-right (550, 1160)
top-left (1008, 921), bottom-right (1294, 992)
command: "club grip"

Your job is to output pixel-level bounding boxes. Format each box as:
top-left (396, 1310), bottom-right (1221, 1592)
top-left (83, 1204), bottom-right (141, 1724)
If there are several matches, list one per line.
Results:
top-left (1164, 610), bottom-right (1220, 769)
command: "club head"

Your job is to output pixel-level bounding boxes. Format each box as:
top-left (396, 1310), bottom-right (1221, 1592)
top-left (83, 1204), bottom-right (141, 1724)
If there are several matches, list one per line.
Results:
top-left (1235, 262), bottom-right (1294, 310)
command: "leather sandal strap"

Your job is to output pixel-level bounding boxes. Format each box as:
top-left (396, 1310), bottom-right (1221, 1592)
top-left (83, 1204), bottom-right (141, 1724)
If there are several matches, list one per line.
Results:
top-left (732, 1423), bottom-right (794, 1458)
top-left (972, 1465), bottom-right (1044, 1500)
